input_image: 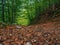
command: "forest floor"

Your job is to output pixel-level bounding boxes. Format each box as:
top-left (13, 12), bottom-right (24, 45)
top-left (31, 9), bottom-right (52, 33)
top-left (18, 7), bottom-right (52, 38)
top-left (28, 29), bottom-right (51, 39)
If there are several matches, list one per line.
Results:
top-left (0, 6), bottom-right (60, 45)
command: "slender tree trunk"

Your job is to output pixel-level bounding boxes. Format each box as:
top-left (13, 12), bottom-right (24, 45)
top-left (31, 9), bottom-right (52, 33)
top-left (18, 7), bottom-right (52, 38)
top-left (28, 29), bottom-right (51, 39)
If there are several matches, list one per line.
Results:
top-left (8, 0), bottom-right (10, 23)
top-left (2, 0), bottom-right (5, 22)
top-left (12, 0), bottom-right (15, 23)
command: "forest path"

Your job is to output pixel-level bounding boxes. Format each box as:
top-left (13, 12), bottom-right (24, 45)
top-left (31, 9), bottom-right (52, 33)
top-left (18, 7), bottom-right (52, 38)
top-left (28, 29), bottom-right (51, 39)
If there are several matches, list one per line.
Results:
top-left (0, 17), bottom-right (60, 45)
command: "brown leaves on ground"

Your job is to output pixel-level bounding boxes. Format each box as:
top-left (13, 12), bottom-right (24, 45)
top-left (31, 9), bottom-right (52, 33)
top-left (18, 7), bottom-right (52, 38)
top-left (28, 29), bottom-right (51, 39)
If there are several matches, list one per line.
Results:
top-left (0, 21), bottom-right (60, 45)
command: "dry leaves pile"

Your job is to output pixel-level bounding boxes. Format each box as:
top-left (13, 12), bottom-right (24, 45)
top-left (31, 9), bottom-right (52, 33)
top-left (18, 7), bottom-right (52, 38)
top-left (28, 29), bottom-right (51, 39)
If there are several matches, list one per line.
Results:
top-left (0, 22), bottom-right (60, 45)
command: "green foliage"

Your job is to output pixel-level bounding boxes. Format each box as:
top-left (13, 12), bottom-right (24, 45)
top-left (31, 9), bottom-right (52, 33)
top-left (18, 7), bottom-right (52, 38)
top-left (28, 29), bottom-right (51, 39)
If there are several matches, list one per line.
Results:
top-left (0, 0), bottom-right (60, 26)
top-left (15, 0), bottom-right (37, 26)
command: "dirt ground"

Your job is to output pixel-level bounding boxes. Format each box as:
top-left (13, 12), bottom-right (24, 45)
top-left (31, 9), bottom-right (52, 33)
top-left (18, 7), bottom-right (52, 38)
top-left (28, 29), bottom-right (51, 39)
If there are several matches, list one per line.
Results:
top-left (0, 17), bottom-right (60, 45)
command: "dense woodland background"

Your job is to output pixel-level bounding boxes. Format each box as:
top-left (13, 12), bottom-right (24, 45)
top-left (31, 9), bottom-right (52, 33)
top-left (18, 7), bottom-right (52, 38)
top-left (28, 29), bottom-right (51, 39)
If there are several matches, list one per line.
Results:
top-left (0, 0), bottom-right (60, 26)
